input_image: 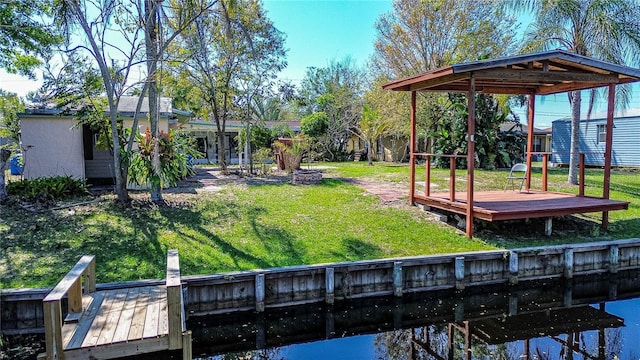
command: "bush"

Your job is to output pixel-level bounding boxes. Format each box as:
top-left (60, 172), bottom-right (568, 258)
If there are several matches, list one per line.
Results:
top-left (7, 176), bottom-right (90, 204)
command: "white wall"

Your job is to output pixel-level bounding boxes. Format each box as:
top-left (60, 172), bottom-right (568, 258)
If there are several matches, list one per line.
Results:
top-left (20, 117), bottom-right (85, 180)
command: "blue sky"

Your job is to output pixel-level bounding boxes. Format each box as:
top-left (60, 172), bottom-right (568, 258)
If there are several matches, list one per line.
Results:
top-left (2, 0), bottom-right (638, 127)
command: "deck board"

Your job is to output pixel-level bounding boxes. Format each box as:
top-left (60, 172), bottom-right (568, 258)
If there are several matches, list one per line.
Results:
top-left (111, 287), bottom-right (140, 343)
top-left (61, 285), bottom-right (167, 353)
top-left (414, 190), bottom-right (628, 221)
top-left (142, 287), bottom-right (163, 339)
top-left (128, 286), bottom-right (151, 341)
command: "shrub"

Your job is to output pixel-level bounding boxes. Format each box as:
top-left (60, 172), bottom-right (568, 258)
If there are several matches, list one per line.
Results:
top-left (7, 176), bottom-right (90, 204)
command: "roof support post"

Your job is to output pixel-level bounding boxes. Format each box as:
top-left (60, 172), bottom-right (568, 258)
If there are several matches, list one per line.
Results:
top-left (409, 91), bottom-right (417, 205)
top-left (466, 75), bottom-right (475, 238)
top-left (526, 93), bottom-right (535, 191)
top-left (602, 84), bottom-right (615, 229)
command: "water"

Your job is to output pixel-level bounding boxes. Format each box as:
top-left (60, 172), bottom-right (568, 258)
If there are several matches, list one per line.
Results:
top-left (188, 271), bottom-right (640, 360)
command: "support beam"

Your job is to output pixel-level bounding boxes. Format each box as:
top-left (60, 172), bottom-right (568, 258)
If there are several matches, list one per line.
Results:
top-left (409, 91), bottom-right (417, 205)
top-left (544, 218), bottom-right (553, 236)
top-left (466, 75), bottom-right (475, 238)
top-left (603, 84), bottom-right (615, 229)
top-left (526, 93), bottom-right (535, 191)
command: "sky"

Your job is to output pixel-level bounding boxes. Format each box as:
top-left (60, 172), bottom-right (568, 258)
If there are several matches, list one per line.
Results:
top-left (1, 0), bottom-right (639, 127)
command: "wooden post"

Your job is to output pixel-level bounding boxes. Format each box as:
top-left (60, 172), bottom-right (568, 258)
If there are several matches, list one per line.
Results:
top-left (603, 84), bottom-right (615, 230)
top-left (67, 279), bottom-right (83, 315)
top-left (43, 300), bottom-right (63, 360)
top-left (166, 249), bottom-right (183, 350)
top-left (542, 153), bottom-right (548, 191)
top-left (455, 256), bottom-right (465, 290)
top-left (182, 331), bottom-right (192, 360)
top-left (508, 251), bottom-right (518, 284)
top-left (393, 261), bottom-right (403, 297)
top-left (449, 157), bottom-right (456, 202)
top-left (409, 91), bottom-right (417, 205)
top-left (425, 155), bottom-right (431, 196)
top-left (466, 75), bottom-right (476, 238)
top-left (544, 218), bottom-right (553, 237)
top-left (255, 273), bottom-right (265, 312)
top-left (325, 267), bottom-right (335, 304)
top-left (609, 245), bottom-right (619, 274)
top-left (526, 93), bottom-right (535, 191)
top-left (564, 249), bottom-right (574, 279)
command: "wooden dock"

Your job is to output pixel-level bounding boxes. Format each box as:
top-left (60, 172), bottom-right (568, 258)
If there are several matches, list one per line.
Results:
top-left (38, 250), bottom-right (191, 360)
top-left (414, 190), bottom-right (629, 222)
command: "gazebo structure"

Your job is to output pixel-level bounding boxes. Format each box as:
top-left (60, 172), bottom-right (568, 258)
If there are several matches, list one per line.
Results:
top-left (383, 50), bottom-right (640, 238)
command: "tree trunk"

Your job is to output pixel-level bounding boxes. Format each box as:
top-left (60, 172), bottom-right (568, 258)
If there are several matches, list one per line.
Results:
top-left (145, 0), bottom-right (163, 203)
top-left (217, 131), bottom-right (228, 173)
top-left (367, 140), bottom-right (374, 166)
top-left (568, 90), bottom-right (581, 185)
top-left (0, 149), bottom-right (11, 203)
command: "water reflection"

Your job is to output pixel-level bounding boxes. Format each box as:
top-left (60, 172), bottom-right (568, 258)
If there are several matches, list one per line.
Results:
top-left (189, 270), bottom-right (640, 360)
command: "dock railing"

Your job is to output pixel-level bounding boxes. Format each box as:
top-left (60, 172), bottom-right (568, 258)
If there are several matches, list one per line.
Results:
top-left (41, 255), bottom-right (96, 360)
top-left (166, 249), bottom-right (192, 358)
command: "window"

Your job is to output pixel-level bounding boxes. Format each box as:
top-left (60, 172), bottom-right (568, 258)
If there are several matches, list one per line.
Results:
top-left (597, 124), bottom-right (606, 144)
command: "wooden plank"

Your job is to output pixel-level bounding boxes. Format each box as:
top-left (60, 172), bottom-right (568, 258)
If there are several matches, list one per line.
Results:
top-left (166, 249), bottom-right (180, 287)
top-left (158, 288), bottom-right (169, 337)
top-left (128, 286), bottom-right (151, 341)
top-left (142, 287), bottom-right (163, 339)
top-left (64, 336), bottom-right (169, 360)
top-left (81, 289), bottom-right (122, 347)
top-left (43, 300), bottom-right (63, 360)
top-left (111, 287), bottom-right (140, 343)
top-left (65, 292), bottom-right (105, 350)
top-left (167, 285), bottom-right (181, 349)
top-left (96, 289), bottom-right (128, 346)
top-left (44, 255), bottom-right (95, 302)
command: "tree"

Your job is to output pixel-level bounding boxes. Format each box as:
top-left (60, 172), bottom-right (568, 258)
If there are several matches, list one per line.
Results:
top-left (299, 58), bottom-right (364, 161)
top-left (0, 90), bottom-right (24, 143)
top-left (358, 104), bottom-right (390, 165)
top-left (0, 0), bottom-right (61, 78)
top-left (170, 0), bottom-right (286, 174)
top-left (363, 76), bottom-right (410, 162)
top-left (511, 0), bottom-right (640, 184)
top-left (53, 0), bottom-right (148, 203)
top-left (53, 0), bottom-right (216, 203)
top-left (372, 0), bottom-right (517, 155)
top-left (373, 0), bottom-right (516, 78)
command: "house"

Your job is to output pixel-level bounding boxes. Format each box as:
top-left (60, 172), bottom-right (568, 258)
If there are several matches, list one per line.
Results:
top-left (551, 109), bottom-right (640, 167)
top-left (501, 122), bottom-right (552, 161)
top-left (18, 97), bottom-right (178, 183)
top-left (178, 120), bottom-right (301, 165)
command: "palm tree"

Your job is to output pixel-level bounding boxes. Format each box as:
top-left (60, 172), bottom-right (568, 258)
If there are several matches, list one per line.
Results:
top-left (511, 0), bottom-right (640, 184)
top-left (359, 104), bottom-right (390, 166)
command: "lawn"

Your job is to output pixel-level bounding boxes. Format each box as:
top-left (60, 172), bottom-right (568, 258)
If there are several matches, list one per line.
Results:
top-left (1, 162), bottom-right (639, 289)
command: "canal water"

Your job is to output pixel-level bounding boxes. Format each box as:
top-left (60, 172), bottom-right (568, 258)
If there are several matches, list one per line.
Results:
top-left (186, 271), bottom-right (640, 360)
top-left (4, 271), bottom-right (640, 360)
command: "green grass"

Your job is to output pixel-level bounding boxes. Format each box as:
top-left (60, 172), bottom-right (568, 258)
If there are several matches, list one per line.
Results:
top-left (0, 177), bottom-right (491, 289)
top-left (2, 162), bottom-right (639, 289)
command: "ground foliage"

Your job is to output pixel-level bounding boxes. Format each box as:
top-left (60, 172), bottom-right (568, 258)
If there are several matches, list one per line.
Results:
top-left (2, 163), bottom-right (639, 289)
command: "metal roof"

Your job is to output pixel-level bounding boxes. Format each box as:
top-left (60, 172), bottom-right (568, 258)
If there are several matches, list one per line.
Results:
top-left (383, 50), bottom-right (640, 95)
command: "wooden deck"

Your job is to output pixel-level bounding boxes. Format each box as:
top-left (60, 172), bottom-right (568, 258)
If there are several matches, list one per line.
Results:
top-left (39, 251), bottom-right (191, 360)
top-left (60, 286), bottom-right (169, 360)
top-left (414, 190), bottom-right (629, 222)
